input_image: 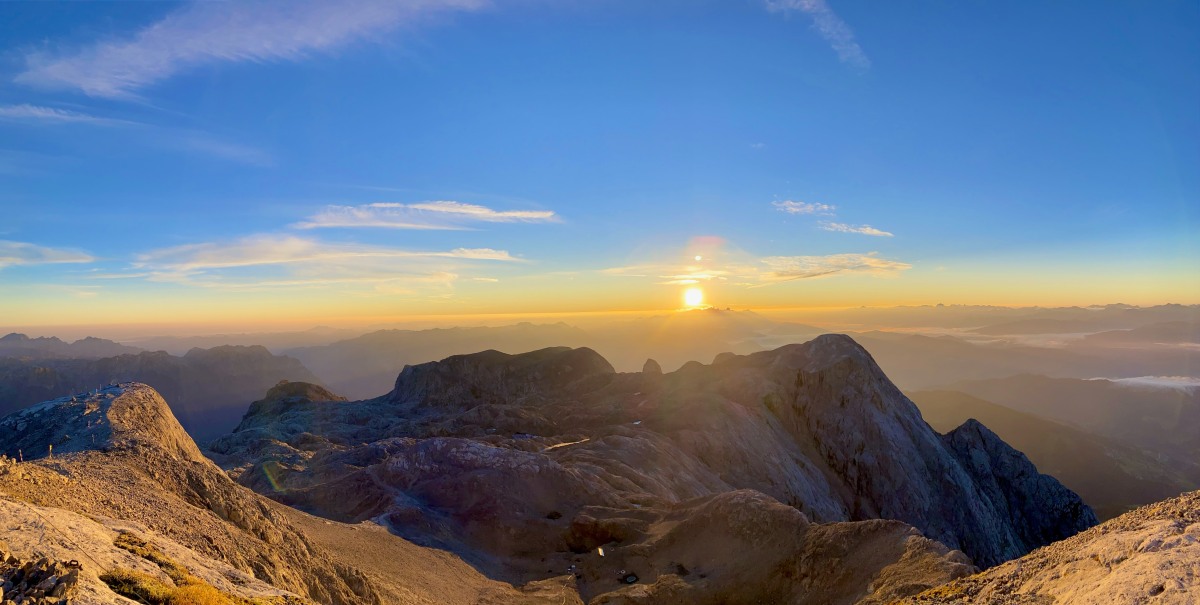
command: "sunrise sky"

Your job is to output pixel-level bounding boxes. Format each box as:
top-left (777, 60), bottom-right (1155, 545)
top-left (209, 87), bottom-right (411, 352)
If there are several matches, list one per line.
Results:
top-left (1, 0), bottom-right (1197, 331)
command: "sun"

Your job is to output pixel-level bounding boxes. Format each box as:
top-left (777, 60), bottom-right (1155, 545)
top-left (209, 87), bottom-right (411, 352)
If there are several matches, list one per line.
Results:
top-left (683, 287), bottom-right (704, 308)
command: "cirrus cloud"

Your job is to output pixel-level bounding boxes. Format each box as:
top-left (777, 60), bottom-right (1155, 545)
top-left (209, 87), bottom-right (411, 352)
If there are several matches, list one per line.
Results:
top-left (0, 104), bottom-right (126, 126)
top-left (765, 0), bottom-right (870, 69)
top-left (295, 201), bottom-right (558, 230)
top-left (758, 252), bottom-right (909, 283)
top-left (820, 221), bottom-right (894, 237)
top-left (128, 234), bottom-right (521, 292)
top-left (773, 200), bottom-right (836, 215)
top-left (603, 247), bottom-right (909, 288)
top-left (16, 0), bottom-right (491, 99)
top-left (135, 235), bottom-right (519, 272)
top-left (0, 240), bottom-right (94, 269)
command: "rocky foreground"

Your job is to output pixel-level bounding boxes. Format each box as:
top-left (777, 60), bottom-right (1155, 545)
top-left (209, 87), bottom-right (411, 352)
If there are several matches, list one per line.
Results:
top-left (0, 384), bottom-right (577, 604)
top-left (901, 490), bottom-right (1200, 604)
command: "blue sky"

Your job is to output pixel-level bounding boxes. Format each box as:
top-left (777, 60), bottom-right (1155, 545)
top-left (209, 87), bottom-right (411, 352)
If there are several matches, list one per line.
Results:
top-left (1, 0), bottom-right (1197, 329)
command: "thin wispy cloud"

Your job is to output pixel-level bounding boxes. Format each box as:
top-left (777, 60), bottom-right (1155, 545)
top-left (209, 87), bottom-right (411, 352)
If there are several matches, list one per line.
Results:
top-left (820, 221), bottom-right (893, 237)
top-left (0, 104), bottom-right (125, 126)
top-left (758, 252), bottom-right (909, 283)
top-left (0, 104), bottom-right (270, 166)
top-left (170, 133), bottom-right (275, 167)
top-left (135, 235), bottom-right (519, 273)
top-left (296, 201), bottom-right (558, 230)
top-left (126, 234), bottom-right (519, 293)
top-left (603, 246), bottom-right (909, 287)
top-left (772, 199), bottom-right (895, 237)
top-left (765, 0), bottom-right (870, 68)
top-left (773, 200), bottom-right (836, 215)
top-left (0, 240), bottom-right (94, 269)
top-left (16, 0), bottom-right (490, 99)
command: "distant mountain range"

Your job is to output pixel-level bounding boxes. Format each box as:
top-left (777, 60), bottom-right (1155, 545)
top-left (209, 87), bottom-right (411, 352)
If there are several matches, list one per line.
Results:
top-left (121, 325), bottom-right (362, 356)
top-left (0, 332), bottom-right (142, 359)
top-left (943, 374), bottom-right (1200, 473)
top-left (0, 345), bottom-right (319, 442)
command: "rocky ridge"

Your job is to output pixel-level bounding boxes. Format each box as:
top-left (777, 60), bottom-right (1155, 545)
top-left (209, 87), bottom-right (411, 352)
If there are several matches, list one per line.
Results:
top-left (211, 335), bottom-right (1098, 602)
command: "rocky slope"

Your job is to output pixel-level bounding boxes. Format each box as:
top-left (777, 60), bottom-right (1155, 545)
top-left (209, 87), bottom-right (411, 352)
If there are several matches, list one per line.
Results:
top-left (0, 491), bottom-right (304, 605)
top-left (211, 334), bottom-right (1097, 593)
top-left (3, 382), bottom-right (838, 605)
top-left (901, 490), bottom-right (1200, 604)
top-left (0, 345), bottom-right (321, 442)
top-left (0, 383), bottom-right (379, 604)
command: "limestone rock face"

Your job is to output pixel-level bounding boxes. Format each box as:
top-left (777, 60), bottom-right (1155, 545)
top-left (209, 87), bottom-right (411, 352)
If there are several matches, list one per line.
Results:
top-left (0, 497), bottom-right (302, 605)
top-left (0, 382), bottom-right (203, 463)
top-left (942, 420), bottom-right (1098, 559)
top-left (0, 383), bottom-right (382, 605)
top-left (214, 334), bottom-right (1097, 598)
top-left (901, 490), bottom-right (1200, 605)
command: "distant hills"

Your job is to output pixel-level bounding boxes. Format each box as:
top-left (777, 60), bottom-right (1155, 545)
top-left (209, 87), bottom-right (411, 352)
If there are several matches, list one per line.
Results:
top-left (122, 325), bottom-right (361, 356)
top-left (943, 374), bottom-right (1200, 471)
top-left (0, 332), bottom-right (142, 359)
top-left (0, 345), bottom-right (319, 442)
top-left (910, 390), bottom-right (1196, 520)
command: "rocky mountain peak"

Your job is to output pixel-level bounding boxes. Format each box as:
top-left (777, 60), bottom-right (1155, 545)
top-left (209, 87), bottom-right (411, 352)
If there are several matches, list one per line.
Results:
top-left (0, 382), bottom-right (204, 464)
top-left (641, 358), bottom-right (662, 376)
top-left (942, 418), bottom-right (1098, 551)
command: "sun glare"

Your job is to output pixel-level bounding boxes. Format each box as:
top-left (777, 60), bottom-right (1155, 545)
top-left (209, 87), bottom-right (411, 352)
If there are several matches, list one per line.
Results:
top-left (684, 287), bottom-right (704, 307)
